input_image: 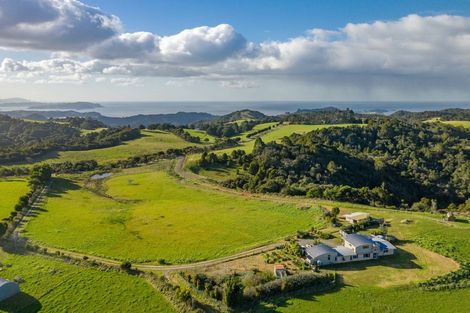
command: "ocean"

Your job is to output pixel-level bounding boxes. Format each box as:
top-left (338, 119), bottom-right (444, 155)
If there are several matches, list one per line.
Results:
top-left (1, 101), bottom-right (470, 117)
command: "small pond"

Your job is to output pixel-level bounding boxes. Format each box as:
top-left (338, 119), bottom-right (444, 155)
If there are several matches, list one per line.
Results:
top-left (90, 173), bottom-right (112, 180)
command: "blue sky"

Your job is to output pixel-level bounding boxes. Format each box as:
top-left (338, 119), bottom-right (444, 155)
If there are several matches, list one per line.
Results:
top-left (86, 0), bottom-right (470, 40)
top-left (0, 0), bottom-right (470, 102)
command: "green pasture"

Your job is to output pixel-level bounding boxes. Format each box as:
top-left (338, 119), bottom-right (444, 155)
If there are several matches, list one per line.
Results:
top-left (24, 162), bottom-right (324, 263)
top-left (0, 251), bottom-right (175, 313)
top-left (255, 287), bottom-right (470, 313)
top-left (238, 122), bottom-right (280, 140)
top-left (5, 130), bottom-right (198, 167)
top-left (441, 120), bottom-right (470, 128)
top-left (184, 129), bottom-right (217, 143)
top-left (221, 123), bottom-right (361, 154)
top-left (425, 118), bottom-right (470, 128)
top-left (0, 178), bottom-right (29, 221)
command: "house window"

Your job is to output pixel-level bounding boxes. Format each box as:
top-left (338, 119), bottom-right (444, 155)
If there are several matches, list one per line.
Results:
top-left (363, 245), bottom-right (369, 249)
top-left (327, 255), bottom-right (330, 260)
top-left (350, 256), bottom-right (352, 261)
top-left (384, 249), bottom-right (389, 253)
top-left (353, 255), bottom-right (358, 259)
top-left (363, 253), bottom-right (370, 258)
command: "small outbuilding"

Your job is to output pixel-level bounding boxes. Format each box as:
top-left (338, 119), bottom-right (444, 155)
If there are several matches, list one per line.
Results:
top-left (343, 212), bottom-right (371, 224)
top-left (0, 278), bottom-right (20, 302)
top-left (273, 264), bottom-right (287, 278)
top-left (445, 212), bottom-right (456, 222)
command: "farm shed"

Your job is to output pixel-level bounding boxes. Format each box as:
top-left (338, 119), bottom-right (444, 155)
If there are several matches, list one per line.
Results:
top-left (343, 212), bottom-right (371, 224)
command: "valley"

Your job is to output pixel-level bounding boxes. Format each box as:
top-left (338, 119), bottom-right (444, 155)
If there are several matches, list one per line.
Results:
top-left (0, 108), bottom-right (469, 312)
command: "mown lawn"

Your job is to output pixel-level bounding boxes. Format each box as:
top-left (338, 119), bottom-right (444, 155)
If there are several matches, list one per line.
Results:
top-left (0, 178), bottom-right (29, 221)
top-left (0, 251), bottom-right (175, 313)
top-left (24, 162), bottom-right (324, 263)
top-left (5, 130), bottom-right (199, 167)
top-left (253, 204), bottom-right (470, 313)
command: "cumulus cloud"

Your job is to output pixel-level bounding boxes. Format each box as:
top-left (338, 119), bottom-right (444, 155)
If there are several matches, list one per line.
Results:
top-left (0, 0), bottom-right (121, 50)
top-left (1, 0), bottom-right (470, 94)
top-left (159, 24), bottom-right (247, 64)
top-left (240, 14), bottom-right (470, 76)
top-left (88, 32), bottom-right (160, 60)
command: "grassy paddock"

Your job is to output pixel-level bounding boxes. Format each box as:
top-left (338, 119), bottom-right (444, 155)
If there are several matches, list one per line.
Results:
top-left (217, 123), bottom-right (362, 155)
top-left (24, 162), bottom-right (324, 263)
top-left (255, 286), bottom-right (470, 313)
top-left (0, 178), bottom-right (29, 221)
top-left (184, 129), bottom-right (217, 143)
top-left (0, 251), bottom-right (175, 313)
top-left (425, 118), bottom-right (470, 128)
top-left (441, 120), bottom-right (470, 128)
top-left (5, 130), bottom-right (199, 167)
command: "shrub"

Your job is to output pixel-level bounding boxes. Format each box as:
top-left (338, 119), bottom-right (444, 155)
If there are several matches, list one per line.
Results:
top-left (120, 261), bottom-right (132, 271)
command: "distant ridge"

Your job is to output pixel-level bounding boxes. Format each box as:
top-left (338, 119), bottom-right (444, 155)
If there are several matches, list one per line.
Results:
top-left (26, 102), bottom-right (102, 110)
top-left (295, 107), bottom-right (341, 113)
top-left (1, 110), bottom-right (216, 126)
top-left (0, 97), bottom-right (30, 104)
top-left (219, 109), bottom-right (267, 121)
top-left (391, 108), bottom-right (470, 121)
top-left (0, 99), bottom-right (102, 110)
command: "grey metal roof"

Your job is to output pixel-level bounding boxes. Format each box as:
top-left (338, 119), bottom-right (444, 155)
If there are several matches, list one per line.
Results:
top-left (334, 246), bottom-right (356, 256)
top-left (343, 233), bottom-right (374, 247)
top-left (305, 244), bottom-right (337, 259)
top-left (372, 237), bottom-right (396, 250)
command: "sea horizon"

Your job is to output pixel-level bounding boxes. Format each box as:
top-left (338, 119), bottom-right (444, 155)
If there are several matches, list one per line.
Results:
top-left (2, 100), bottom-right (470, 117)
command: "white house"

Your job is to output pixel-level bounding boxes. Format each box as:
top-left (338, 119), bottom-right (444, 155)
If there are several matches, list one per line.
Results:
top-left (0, 278), bottom-right (20, 302)
top-left (305, 232), bottom-right (396, 267)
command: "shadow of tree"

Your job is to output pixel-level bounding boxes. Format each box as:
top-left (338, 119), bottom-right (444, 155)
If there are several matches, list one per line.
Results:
top-left (241, 281), bottom-right (348, 313)
top-left (46, 178), bottom-right (80, 198)
top-left (0, 292), bottom-right (42, 313)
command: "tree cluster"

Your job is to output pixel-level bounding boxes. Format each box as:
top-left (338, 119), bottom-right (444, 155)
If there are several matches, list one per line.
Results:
top-left (391, 108), bottom-right (470, 121)
top-left (54, 117), bottom-right (106, 129)
top-left (146, 123), bottom-right (201, 143)
top-left (219, 119), bottom-right (469, 209)
top-left (0, 114), bottom-right (141, 163)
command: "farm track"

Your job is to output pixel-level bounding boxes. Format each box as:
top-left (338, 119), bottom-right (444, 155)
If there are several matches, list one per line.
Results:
top-left (16, 154), bottom-right (463, 274)
top-left (33, 241), bottom-right (283, 272)
top-left (174, 157), bottom-right (466, 228)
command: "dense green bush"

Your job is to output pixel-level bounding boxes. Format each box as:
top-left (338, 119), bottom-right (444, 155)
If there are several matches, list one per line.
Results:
top-left (221, 119), bottom-right (469, 208)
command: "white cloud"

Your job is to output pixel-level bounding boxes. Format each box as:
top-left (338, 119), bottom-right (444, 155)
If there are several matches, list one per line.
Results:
top-left (240, 14), bottom-right (470, 76)
top-left (219, 80), bottom-right (258, 89)
top-left (88, 32), bottom-right (160, 60)
top-left (110, 77), bottom-right (142, 87)
top-left (159, 24), bottom-right (247, 64)
top-left (1, 2), bottom-right (470, 98)
top-left (0, 0), bottom-right (121, 51)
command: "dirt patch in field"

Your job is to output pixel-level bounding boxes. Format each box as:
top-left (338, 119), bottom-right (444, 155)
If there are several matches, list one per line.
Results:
top-left (202, 255), bottom-right (273, 276)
